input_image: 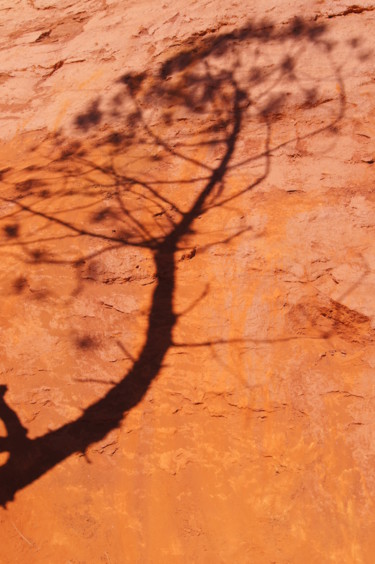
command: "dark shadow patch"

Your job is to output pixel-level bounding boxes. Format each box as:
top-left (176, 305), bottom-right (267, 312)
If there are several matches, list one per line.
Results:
top-left (39, 189), bottom-right (51, 198)
top-left (119, 72), bottom-right (147, 93)
top-left (30, 248), bottom-right (47, 262)
top-left (91, 208), bottom-right (114, 223)
top-left (75, 100), bottom-right (102, 131)
top-left (74, 258), bottom-right (86, 268)
top-left (303, 88), bottom-right (319, 108)
top-left (290, 17), bottom-right (306, 37)
top-left (106, 132), bottom-right (123, 146)
top-left (12, 276), bottom-right (27, 294)
top-left (281, 55), bottom-right (295, 75)
top-left (126, 111), bottom-right (141, 129)
top-left (16, 179), bottom-right (36, 193)
top-left (3, 224), bottom-right (19, 238)
top-left (75, 335), bottom-right (98, 350)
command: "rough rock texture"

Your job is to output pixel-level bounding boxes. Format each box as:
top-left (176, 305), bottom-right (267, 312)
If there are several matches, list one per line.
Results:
top-left (1, 1), bottom-right (375, 562)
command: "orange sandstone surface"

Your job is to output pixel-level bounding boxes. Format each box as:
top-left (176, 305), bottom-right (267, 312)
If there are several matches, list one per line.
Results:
top-left (1, 1), bottom-right (375, 562)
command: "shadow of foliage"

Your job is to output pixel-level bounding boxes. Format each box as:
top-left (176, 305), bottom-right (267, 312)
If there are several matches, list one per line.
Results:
top-left (0, 16), bottom-right (355, 505)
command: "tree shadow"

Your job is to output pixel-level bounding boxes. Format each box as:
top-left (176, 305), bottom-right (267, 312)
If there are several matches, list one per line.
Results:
top-left (0, 16), bottom-right (357, 505)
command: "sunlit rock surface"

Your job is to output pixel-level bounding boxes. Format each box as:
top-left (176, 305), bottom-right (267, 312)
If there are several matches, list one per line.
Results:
top-left (1, 1), bottom-right (375, 562)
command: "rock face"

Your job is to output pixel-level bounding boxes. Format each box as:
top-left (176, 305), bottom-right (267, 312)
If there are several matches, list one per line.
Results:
top-left (1, 1), bottom-right (375, 562)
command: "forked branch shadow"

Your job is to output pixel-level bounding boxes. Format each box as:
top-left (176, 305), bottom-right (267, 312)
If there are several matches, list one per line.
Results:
top-left (0, 15), bottom-right (359, 505)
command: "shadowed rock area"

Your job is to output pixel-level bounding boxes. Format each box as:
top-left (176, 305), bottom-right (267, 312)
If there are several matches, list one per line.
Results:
top-left (1, 1), bottom-right (375, 562)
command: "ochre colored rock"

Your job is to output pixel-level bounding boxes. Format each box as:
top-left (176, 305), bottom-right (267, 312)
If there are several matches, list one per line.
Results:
top-left (1, 1), bottom-right (375, 562)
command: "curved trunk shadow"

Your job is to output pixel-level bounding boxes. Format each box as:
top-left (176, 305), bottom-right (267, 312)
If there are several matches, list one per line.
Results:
top-left (0, 244), bottom-right (175, 506)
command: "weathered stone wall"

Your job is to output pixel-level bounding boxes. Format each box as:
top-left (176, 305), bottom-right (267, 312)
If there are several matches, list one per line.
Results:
top-left (0, 1), bottom-right (375, 562)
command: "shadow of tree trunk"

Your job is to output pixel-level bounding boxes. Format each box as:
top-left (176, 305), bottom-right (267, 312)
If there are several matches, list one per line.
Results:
top-left (0, 15), bottom-right (354, 505)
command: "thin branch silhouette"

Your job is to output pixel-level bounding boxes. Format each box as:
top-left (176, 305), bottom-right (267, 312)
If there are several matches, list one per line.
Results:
top-left (0, 16), bottom-right (357, 506)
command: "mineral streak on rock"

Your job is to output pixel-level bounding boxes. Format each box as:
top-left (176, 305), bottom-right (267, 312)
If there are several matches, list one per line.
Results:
top-left (1, 1), bottom-right (375, 562)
